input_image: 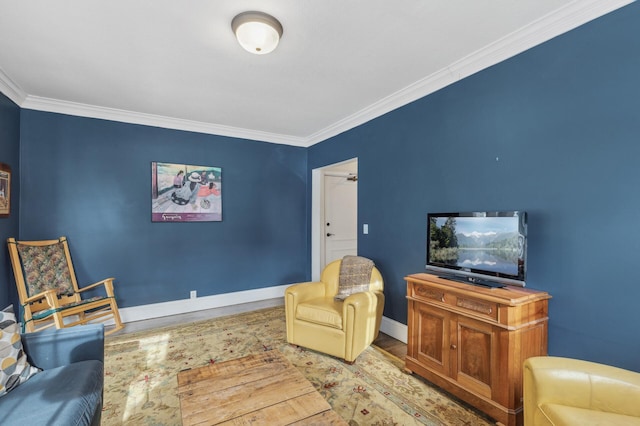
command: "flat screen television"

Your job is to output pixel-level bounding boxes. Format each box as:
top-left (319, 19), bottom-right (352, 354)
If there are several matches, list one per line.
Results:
top-left (426, 211), bottom-right (527, 288)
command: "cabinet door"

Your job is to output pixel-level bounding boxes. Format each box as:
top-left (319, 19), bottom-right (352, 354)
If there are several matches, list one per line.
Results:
top-left (453, 316), bottom-right (497, 399)
top-left (412, 302), bottom-right (451, 376)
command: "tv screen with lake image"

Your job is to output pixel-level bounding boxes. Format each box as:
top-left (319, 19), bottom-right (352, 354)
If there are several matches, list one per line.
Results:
top-left (428, 212), bottom-right (525, 280)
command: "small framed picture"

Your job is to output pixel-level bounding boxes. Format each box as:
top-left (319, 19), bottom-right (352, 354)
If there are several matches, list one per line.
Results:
top-left (0, 163), bottom-right (10, 217)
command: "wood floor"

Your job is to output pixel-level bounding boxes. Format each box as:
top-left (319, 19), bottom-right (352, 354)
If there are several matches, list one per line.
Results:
top-left (112, 298), bottom-right (408, 360)
top-left (373, 330), bottom-right (407, 359)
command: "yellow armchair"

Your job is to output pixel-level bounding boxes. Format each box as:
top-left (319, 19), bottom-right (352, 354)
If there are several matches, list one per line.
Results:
top-left (285, 259), bottom-right (384, 363)
top-left (524, 356), bottom-right (640, 425)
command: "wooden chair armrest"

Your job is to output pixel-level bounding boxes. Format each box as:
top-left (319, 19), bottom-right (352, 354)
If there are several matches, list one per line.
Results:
top-left (77, 277), bottom-right (116, 294)
top-left (23, 289), bottom-right (59, 306)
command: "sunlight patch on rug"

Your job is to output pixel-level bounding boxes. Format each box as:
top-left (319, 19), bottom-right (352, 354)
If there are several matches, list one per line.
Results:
top-left (103, 307), bottom-right (492, 425)
top-left (122, 332), bottom-right (171, 422)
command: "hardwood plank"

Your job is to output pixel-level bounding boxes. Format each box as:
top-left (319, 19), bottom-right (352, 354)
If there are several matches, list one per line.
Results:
top-left (216, 392), bottom-right (333, 425)
top-left (179, 349), bottom-right (347, 426)
top-left (178, 352), bottom-right (291, 395)
top-left (178, 351), bottom-right (286, 387)
top-left (181, 369), bottom-right (316, 423)
top-left (289, 410), bottom-right (348, 425)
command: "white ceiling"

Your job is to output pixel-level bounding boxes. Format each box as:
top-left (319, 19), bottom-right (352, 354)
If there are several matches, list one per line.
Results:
top-left (0, 0), bottom-right (632, 147)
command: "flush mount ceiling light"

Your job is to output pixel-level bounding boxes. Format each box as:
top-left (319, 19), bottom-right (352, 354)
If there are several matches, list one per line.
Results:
top-left (231, 11), bottom-right (283, 55)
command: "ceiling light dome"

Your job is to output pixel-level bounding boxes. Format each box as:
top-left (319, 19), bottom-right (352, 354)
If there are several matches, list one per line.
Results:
top-left (231, 11), bottom-right (283, 55)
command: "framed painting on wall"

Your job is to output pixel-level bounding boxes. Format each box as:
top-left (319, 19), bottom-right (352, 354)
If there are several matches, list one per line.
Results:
top-left (0, 163), bottom-right (10, 217)
top-left (151, 162), bottom-right (222, 222)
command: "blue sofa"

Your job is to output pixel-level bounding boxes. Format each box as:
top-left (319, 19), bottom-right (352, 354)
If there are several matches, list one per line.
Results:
top-left (0, 324), bottom-right (104, 426)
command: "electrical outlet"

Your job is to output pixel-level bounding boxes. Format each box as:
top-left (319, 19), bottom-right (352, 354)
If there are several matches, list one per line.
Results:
top-left (190, 290), bottom-right (197, 299)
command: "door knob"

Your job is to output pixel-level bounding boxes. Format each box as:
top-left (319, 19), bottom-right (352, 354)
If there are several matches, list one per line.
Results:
top-left (450, 344), bottom-right (457, 350)
top-left (326, 233), bottom-right (334, 237)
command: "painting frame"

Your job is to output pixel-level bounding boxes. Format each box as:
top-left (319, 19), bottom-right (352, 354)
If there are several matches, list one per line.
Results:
top-left (151, 161), bottom-right (222, 222)
top-left (0, 163), bottom-right (10, 218)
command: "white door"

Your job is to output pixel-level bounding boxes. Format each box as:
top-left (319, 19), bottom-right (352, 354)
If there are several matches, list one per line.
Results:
top-left (323, 174), bottom-right (357, 268)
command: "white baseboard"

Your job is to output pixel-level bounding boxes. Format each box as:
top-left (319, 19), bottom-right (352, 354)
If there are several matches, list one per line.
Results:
top-left (380, 315), bottom-right (408, 344)
top-left (113, 283), bottom-right (408, 344)
top-left (116, 284), bottom-right (291, 324)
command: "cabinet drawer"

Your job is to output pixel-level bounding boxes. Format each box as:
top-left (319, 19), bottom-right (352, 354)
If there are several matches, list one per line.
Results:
top-left (410, 283), bottom-right (446, 303)
top-left (409, 282), bottom-right (498, 322)
top-left (454, 296), bottom-right (498, 321)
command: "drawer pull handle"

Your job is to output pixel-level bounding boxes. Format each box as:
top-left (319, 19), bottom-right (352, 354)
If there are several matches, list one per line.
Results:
top-left (450, 344), bottom-right (457, 350)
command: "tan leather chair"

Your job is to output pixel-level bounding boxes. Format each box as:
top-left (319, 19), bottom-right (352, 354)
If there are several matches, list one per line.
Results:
top-left (524, 356), bottom-right (640, 425)
top-left (285, 259), bottom-right (384, 363)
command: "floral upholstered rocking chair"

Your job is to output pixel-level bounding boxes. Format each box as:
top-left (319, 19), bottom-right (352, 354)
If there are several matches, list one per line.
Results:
top-left (7, 236), bottom-right (124, 335)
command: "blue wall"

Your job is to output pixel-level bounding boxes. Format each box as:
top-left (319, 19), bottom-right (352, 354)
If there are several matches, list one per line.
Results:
top-left (0, 93), bottom-right (20, 308)
top-left (17, 111), bottom-right (309, 308)
top-left (3, 2), bottom-right (640, 372)
top-left (309, 2), bottom-right (640, 370)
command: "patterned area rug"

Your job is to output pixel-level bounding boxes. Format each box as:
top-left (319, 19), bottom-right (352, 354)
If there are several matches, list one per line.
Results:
top-left (103, 306), bottom-right (492, 425)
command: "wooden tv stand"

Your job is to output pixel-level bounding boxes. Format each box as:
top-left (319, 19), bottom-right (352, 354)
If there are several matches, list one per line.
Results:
top-left (405, 273), bottom-right (550, 426)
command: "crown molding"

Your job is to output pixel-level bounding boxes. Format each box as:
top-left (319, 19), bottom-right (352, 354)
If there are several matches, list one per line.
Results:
top-left (448, 0), bottom-right (635, 81)
top-left (0, 66), bottom-right (26, 106)
top-left (20, 95), bottom-right (309, 147)
top-left (305, 0), bottom-right (634, 146)
top-left (2, 0), bottom-right (633, 147)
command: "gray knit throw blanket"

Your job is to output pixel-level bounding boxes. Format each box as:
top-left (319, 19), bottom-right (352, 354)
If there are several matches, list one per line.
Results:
top-left (335, 255), bottom-right (374, 301)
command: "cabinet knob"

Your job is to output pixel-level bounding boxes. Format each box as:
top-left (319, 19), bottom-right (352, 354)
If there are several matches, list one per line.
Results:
top-left (450, 344), bottom-right (457, 350)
